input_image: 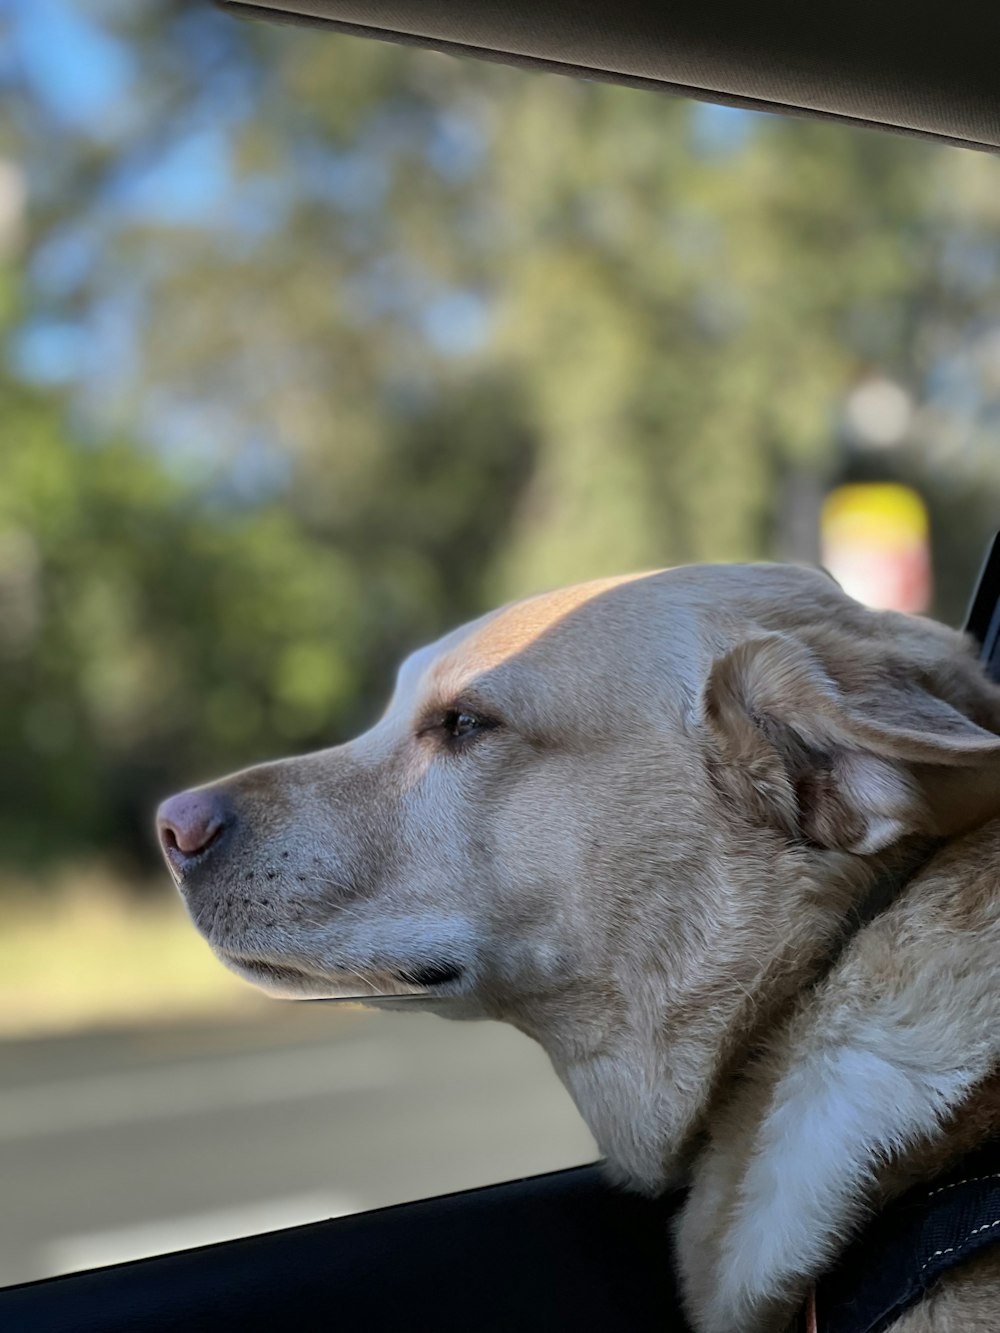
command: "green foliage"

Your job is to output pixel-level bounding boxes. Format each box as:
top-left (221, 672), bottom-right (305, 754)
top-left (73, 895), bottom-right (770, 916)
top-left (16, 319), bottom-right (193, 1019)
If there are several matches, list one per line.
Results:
top-left (3, 3), bottom-right (1000, 873)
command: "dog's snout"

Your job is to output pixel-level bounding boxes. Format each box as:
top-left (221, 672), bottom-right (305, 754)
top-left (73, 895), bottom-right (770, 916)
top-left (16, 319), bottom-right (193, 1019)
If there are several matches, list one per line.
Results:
top-left (156, 788), bottom-right (232, 870)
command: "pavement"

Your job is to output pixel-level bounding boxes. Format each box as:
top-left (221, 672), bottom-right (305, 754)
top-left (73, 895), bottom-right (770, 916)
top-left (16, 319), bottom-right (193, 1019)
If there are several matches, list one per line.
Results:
top-left (0, 1002), bottom-right (597, 1288)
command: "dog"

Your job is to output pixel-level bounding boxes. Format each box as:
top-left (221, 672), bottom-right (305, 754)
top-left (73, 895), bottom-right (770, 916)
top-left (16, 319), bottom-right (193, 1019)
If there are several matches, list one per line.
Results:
top-left (157, 564), bottom-right (1000, 1332)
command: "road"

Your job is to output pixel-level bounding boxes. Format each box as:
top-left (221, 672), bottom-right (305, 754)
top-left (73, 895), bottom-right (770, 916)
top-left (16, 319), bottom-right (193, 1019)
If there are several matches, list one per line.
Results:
top-left (0, 1002), bottom-right (597, 1288)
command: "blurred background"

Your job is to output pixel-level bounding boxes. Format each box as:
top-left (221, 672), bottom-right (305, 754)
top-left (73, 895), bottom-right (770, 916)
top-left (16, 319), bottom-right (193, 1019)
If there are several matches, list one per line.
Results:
top-left (3, 0), bottom-right (1000, 1288)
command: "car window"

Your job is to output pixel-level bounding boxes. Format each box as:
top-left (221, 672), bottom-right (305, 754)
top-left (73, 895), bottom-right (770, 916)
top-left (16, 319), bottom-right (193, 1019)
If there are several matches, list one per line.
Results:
top-left (3, 0), bottom-right (1000, 1288)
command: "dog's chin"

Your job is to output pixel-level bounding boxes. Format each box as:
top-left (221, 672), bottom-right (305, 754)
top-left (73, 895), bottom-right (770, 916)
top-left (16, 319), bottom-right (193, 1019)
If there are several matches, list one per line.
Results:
top-left (219, 950), bottom-right (466, 1002)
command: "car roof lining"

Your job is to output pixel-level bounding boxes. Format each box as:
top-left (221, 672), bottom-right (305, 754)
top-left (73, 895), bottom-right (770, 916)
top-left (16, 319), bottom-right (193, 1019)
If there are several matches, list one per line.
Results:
top-left (220, 1), bottom-right (1000, 154)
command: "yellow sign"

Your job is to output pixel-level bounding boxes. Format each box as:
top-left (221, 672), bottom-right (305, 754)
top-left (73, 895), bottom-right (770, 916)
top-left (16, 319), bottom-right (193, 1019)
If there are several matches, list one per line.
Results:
top-left (820, 483), bottom-right (931, 613)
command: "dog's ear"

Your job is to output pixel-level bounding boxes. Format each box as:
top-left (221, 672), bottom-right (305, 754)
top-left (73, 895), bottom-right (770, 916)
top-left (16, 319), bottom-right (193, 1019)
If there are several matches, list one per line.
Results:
top-left (703, 632), bottom-right (1000, 854)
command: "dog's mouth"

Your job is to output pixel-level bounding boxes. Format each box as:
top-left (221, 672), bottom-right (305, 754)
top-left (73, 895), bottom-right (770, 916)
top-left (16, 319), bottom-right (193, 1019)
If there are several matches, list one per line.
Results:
top-left (394, 961), bottom-right (464, 988)
top-left (222, 951), bottom-right (465, 999)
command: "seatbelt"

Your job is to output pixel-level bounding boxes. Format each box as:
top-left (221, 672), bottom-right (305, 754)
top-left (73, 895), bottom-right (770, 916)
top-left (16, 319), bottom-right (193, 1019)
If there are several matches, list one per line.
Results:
top-left (808, 1139), bottom-right (1000, 1333)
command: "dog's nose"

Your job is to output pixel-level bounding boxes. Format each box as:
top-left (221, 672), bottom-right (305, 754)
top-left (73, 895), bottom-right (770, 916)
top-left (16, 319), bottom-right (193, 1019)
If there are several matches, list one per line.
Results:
top-left (156, 788), bottom-right (232, 868)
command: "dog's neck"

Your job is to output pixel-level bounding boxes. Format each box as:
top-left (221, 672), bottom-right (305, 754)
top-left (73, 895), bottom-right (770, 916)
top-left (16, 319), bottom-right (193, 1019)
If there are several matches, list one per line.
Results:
top-left (520, 821), bottom-right (1000, 1333)
top-left (539, 833), bottom-right (907, 1196)
top-left (671, 818), bottom-right (1000, 1333)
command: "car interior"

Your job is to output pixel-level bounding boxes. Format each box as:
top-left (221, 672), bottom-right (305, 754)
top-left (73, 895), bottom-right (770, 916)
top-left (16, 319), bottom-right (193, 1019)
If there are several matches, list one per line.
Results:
top-left (3, 2), bottom-right (998, 1329)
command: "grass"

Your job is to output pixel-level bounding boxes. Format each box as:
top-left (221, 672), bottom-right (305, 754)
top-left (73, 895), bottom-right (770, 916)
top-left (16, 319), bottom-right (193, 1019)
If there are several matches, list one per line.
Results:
top-left (0, 865), bottom-right (270, 1039)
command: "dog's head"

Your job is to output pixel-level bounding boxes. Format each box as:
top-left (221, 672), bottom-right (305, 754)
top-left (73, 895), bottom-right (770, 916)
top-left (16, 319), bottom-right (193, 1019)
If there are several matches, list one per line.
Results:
top-left (157, 564), bottom-right (1000, 1183)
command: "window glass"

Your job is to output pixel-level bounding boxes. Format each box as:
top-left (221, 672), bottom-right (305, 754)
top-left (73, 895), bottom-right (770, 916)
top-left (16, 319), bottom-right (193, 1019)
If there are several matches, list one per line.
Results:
top-left (3, 0), bottom-right (1000, 1287)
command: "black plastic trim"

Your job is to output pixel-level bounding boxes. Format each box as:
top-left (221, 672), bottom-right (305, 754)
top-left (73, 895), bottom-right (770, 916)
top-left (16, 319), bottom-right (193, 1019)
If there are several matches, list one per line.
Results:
top-left (217, 1), bottom-right (1000, 154)
top-left (0, 1165), bottom-right (691, 1332)
top-left (964, 531), bottom-right (1000, 683)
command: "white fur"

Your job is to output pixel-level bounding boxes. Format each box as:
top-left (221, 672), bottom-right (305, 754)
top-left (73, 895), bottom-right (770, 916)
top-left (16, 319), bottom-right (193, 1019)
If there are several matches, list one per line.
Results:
top-left (705, 1048), bottom-right (972, 1330)
top-left (679, 928), bottom-right (1000, 1333)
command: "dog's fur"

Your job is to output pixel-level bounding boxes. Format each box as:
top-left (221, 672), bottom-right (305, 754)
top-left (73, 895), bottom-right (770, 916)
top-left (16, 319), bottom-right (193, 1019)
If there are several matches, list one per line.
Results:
top-left (160, 564), bottom-right (1000, 1332)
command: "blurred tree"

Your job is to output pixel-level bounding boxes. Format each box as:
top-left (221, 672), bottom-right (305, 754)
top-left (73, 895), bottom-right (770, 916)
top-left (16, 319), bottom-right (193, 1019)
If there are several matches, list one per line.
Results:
top-left (2, 0), bottom-right (1000, 874)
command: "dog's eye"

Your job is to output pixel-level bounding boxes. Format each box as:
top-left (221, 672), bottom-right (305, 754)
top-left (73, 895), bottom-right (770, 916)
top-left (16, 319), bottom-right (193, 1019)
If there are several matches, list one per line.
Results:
top-left (444, 709), bottom-right (487, 740)
top-left (419, 705), bottom-right (501, 747)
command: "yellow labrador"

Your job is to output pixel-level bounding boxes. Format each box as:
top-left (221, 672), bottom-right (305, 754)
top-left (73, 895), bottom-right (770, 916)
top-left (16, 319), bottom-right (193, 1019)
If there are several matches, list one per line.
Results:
top-left (158, 564), bottom-right (1000, 1333)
